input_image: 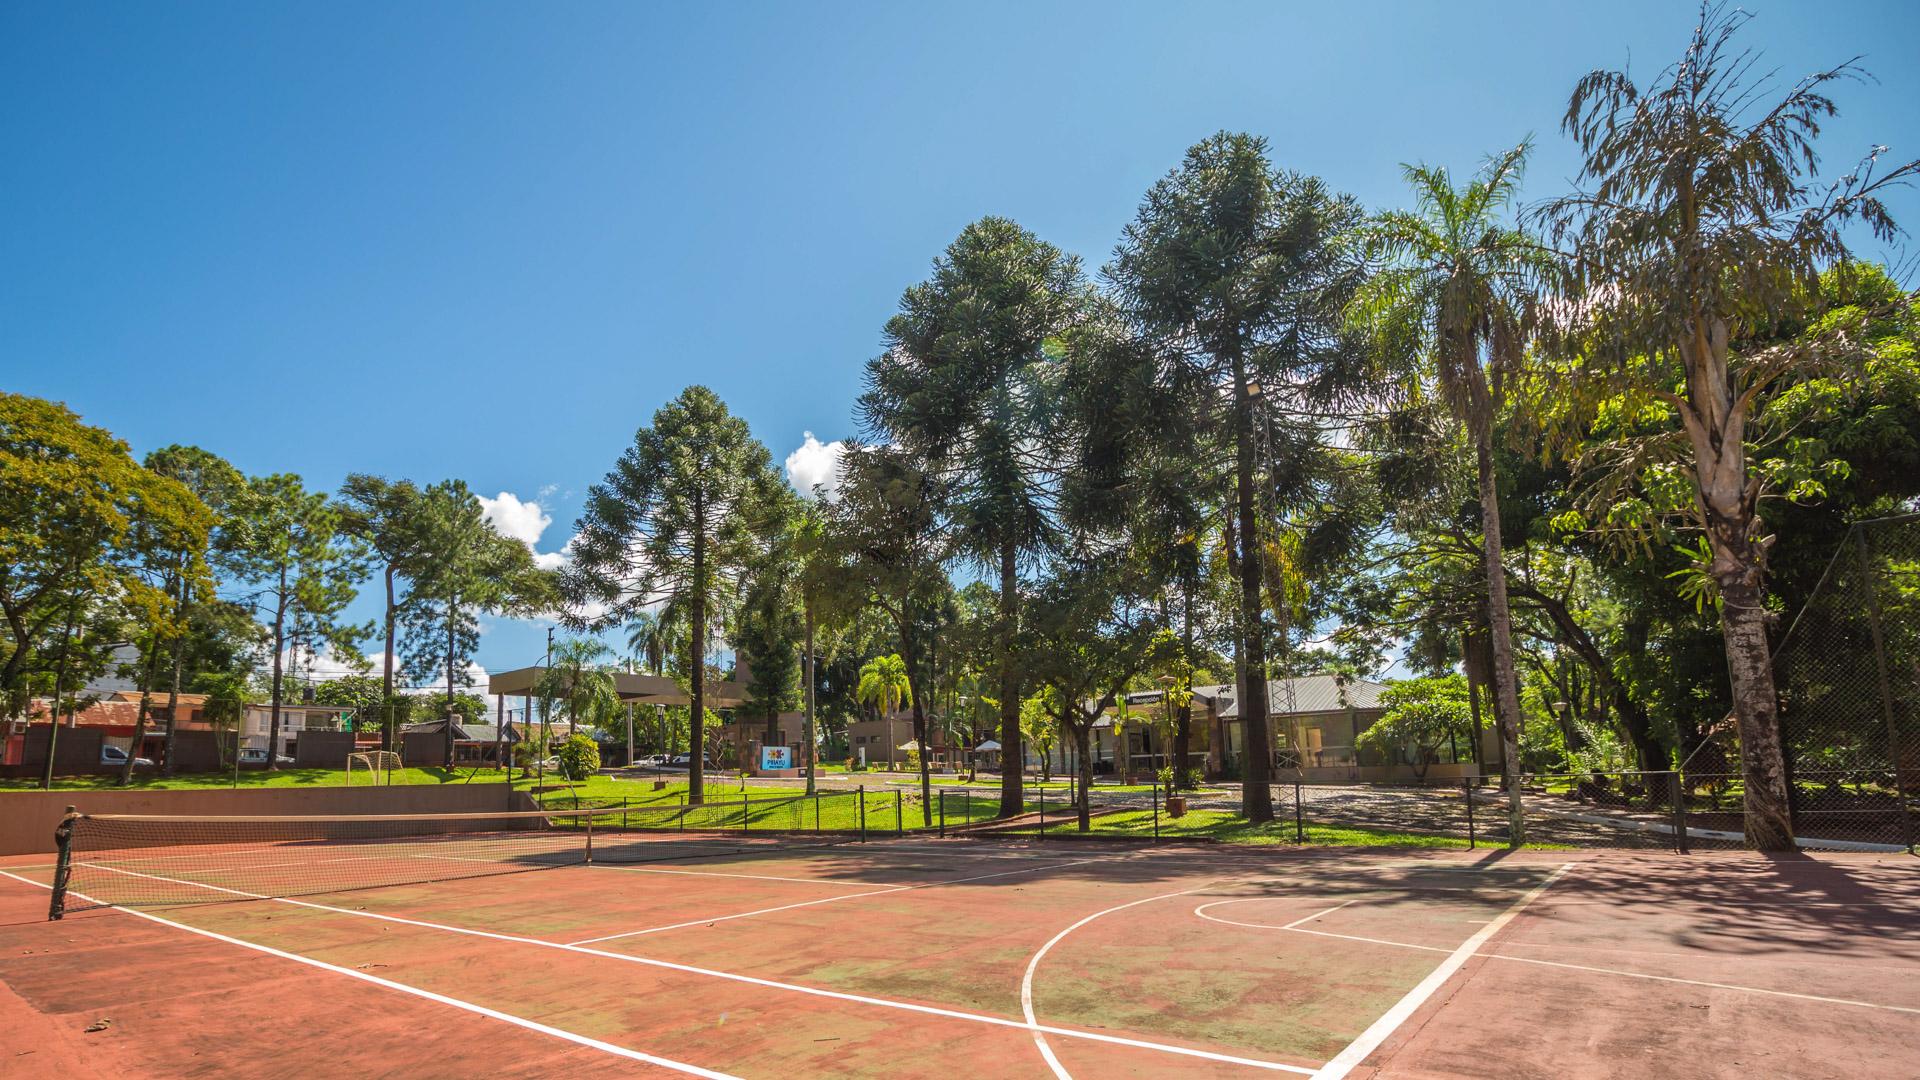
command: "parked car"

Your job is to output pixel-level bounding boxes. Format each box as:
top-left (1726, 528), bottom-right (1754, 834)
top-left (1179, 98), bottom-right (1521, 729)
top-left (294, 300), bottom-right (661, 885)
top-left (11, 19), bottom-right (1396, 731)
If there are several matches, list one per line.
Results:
top-left (99, 744), bottom-right (154, 768)
top-left (237, 747), bottom-right (295, 766)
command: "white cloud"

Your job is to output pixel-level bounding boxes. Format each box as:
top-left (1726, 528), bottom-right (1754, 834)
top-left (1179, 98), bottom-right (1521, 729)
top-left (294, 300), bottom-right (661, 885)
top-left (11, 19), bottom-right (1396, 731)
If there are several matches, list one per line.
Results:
top-left (479, 490), bottom-right (573, 570)
top-left (479, 491), bottom-right (551, 547)
top-left (785, 432), bottom-right (845, 501)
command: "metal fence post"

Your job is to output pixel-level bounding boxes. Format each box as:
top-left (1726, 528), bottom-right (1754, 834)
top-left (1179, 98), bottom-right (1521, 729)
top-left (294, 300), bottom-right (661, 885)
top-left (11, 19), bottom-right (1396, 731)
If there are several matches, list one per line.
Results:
top-left (1038, 783), bottom-right (1046, 839)
top-left (814, 791), bottom-right (822, 833)
top-left (1464, 779), bottom-right (1476, 850)
top-left (938, 790), bottom-right (946, 838)
top-left (742, 791), bottom-right (750, 832)
top-left (1294, 779), bottom-right (1304, 843)
top-left (859, 785), bottom-right (867, 842)
top-left (895, 790), bottom-right (903, 837)
top-left (1152, 780), bottom-right (1160, 839)
top-left (678, 793), bottom-right (686, 832)
top-left (1670, 770), bottom-right (1690, 854)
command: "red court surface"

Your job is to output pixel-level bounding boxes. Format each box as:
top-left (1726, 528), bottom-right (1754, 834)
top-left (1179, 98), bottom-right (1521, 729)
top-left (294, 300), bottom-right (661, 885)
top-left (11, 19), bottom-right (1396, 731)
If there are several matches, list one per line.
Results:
top-left (2, 836), bottom-right (1915, 1079)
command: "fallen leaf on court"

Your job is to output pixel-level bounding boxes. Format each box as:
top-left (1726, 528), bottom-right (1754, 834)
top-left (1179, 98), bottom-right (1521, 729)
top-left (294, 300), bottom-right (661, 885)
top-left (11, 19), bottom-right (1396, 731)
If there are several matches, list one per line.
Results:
top-left (84, 1019), bottom-right (113, 1033)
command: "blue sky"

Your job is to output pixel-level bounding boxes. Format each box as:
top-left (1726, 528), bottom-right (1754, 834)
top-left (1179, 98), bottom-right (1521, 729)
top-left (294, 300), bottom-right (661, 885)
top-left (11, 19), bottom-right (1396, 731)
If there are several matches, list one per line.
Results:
top-left (5, 2), bottom-right (1917, 688)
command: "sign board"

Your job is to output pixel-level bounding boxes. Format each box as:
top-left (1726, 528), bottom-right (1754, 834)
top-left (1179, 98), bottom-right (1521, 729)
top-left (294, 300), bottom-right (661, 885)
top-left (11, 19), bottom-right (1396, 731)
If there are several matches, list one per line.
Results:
top-left (759, 745), bottom-right (793, 771)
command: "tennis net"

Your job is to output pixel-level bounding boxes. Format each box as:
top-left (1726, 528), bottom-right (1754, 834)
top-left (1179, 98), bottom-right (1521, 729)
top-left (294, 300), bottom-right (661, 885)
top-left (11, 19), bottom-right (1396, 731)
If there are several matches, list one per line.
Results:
top-left (49, 791), bottom-right (868, 919)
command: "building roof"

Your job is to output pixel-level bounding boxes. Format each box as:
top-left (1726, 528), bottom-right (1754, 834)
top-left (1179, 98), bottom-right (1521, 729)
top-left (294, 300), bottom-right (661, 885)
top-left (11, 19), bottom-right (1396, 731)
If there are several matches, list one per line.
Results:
top-left (401, 718), bottom-right (531, 742)
top-left (1203, 674), bottom-right (1387, 719)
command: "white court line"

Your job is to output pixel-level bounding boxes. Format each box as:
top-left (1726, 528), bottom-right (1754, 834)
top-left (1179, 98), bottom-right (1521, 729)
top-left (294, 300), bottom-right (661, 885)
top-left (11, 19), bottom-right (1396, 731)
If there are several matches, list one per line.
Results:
top-left (1280, 898), bottom-right (1360, 930)
top-left (38, 862), bottom-right (1305, 1072)
top-left (568, 857), bottom-right (1104, 945)
top-left (1017, 885), bottom-right (1317, 1079)
top-left (0, 869), bottom-right (737, 1079)
top-left (1307, 863), bottom-right (1574, 1080)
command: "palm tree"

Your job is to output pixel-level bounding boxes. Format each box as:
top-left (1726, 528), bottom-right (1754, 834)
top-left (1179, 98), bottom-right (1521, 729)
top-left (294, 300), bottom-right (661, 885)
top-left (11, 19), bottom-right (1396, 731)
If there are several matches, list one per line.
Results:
top-left (532, 638), bottom-right (621, 781)
top-left (855, 654), bottom-right (912, 769)
top-left (1349, 143), bottom-right (1549, 845)
top-left (1536, 6), bottom-right (1919, 850)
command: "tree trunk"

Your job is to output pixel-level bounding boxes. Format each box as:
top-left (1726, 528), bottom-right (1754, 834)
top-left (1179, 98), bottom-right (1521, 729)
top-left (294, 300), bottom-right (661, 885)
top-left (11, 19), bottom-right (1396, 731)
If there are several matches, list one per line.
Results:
top-left (1174, 583), bottom-right (1194, 789)
top-left (803, 597), bottom-right (817, 796)
top-left (160, 602), bottom-right (188, 777)
top-left (997, 540), bottom-right (1023, 817)
top-left (39, 591), bottom-right (81, 791)
top-left (688, 512), bottom-right (707, 805)
top-left (903, 622), bottom-right (933, 827)
top-left (1232, 357), bottom-right (1274, 822)
top-left (266, 569), bottom-right (287, 772)
top-left (1076, 722), bottom-right (1094, 831)
top-left (381, 563), bottom-right (396, 751)
top-left (444, 605), bottom-right (458, 767)
top-left (153, 571), bottom-right (188, 779)
top-left (1676, 315), bottom-right (1793, 848)
top-left (119, 631), bottom-right (164, 786)
top-left (1716, 559), bottom-right (1795, 850)
top-left (1474, 426), bottom-right (1525, 845)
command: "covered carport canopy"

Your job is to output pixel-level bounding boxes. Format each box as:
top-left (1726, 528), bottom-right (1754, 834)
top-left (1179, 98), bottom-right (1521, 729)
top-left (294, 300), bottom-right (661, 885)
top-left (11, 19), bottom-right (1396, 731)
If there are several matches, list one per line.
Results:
top-left (486, 666), bottom-right (751, 708)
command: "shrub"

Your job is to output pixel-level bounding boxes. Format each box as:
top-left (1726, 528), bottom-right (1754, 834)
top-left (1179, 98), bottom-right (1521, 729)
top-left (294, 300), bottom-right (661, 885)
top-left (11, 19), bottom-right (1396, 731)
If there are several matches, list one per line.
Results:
top-left (555, 734), bottom-right (601, 780)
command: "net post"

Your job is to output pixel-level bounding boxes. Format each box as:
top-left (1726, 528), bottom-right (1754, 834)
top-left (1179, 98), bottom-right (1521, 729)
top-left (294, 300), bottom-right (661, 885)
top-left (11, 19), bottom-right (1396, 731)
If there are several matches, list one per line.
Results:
top-left (858, 785), bottom-right (867, 842)
top-left (584, 808), bottom-right (594, 864)
top-left (48, 807), bottom-right (77, 921)
top-left (1293, 779), bottom-right (1304, 843)
top-left (1670, 770), bottom-right (1690, 855)
top-left (1465, 778), bottom-right (1476, 850)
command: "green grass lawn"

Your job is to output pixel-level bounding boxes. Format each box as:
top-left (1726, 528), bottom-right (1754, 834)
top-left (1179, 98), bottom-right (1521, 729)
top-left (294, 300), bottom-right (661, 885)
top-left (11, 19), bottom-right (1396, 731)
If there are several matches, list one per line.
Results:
top-left (0, 766), bottom-right (484, 791)
top-left (1013, 807), bottom-right (1479, 848)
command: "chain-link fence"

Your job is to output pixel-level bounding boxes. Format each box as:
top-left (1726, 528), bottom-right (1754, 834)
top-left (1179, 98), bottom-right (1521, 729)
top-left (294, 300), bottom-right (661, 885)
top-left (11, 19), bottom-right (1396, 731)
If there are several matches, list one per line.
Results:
top-left (1771, 515), bottom-right (1920, 852)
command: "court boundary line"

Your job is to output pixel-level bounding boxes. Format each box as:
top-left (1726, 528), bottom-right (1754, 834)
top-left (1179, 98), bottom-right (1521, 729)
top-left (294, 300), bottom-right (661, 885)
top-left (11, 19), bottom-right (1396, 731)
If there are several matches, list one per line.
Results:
top-left (1014, 885), bottom-right (1311, 1079)
top-left (1306, 862), bottom-right (1574, 1080)
top-left (1193, 899), bottom-right (1920, 1015)
top-left (23, 862), bottom-right (1309, 1072)
top-left (0, 869), bottom-right (738, 1079)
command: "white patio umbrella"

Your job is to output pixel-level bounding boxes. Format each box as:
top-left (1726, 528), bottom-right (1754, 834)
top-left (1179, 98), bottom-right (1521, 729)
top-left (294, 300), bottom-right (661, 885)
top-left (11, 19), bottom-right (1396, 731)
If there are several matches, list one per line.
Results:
top-left (973, 739), bottom-right (1002, 753)
top-left (896, 740), bottom-right (921, 751)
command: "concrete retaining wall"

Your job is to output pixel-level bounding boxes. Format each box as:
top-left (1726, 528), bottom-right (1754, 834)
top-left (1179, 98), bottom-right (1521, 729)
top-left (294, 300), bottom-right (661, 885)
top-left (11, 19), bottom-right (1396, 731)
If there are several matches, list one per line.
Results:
top-left (0, 782), bottom-right (528, 857)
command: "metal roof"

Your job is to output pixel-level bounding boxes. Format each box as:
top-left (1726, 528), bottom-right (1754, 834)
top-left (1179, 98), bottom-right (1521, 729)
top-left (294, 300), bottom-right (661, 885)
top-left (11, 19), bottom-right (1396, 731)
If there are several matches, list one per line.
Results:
top-left (1203, 674), bottom-right (1387, 719)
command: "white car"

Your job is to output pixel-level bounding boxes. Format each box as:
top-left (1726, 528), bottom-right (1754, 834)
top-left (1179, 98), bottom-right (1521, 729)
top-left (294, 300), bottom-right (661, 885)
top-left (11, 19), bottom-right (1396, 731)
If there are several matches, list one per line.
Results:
top-left (100, 744), bottom-right (154, 768)
top-left (237, 747), bottom-right (294, 766)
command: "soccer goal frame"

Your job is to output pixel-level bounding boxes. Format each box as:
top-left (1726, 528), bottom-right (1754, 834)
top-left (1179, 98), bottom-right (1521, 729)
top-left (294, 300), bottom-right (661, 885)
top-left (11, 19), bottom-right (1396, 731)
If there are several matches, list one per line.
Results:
top-left (347, 750), bottom-right (403, 785)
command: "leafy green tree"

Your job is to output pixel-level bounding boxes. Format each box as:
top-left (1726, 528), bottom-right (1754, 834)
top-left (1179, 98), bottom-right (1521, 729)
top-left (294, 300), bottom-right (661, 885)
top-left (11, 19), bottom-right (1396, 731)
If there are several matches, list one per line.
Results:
top-left (1356, 676), bottom-right (1475, 779)
top-left (555, 732), bottom-right (602, 781)
top-left (224, 474), bottom-right (369, 769)
top-left (1536, 7), bottom-right (1919, 849)
top-left (1349, 144), bottom-right (1549, 843)
top-left (313, 674), bottom-right (385, 727)
top-left (401, 478), bottom-right (549, 764)
top-left (1108, 133), bottom-right (1371, 822)
top-left (0, 397), bottom-right (213, 786)
top-left (336, 474), bottom-right (429, 743)
top-left (565, 386), bottom-right (783, 803)
top-left (861, 217), bottom-right (1090, 817)
top-left (142, 446), bottom-right (247, 776)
